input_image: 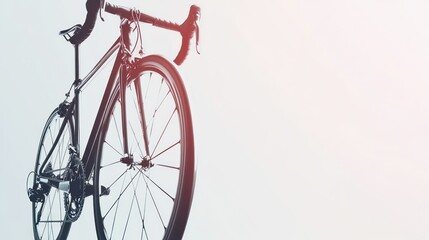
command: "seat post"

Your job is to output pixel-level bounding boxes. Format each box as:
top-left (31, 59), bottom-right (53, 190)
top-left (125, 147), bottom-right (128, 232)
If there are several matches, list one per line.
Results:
top-left (74, 44), bottom-right (80, 86)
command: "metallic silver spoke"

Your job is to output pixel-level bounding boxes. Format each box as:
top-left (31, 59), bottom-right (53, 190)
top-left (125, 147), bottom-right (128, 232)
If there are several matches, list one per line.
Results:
top-left (112, 112), bottom-right (124, 152)
top-left (151, 140), bottom-right (180, 161)
top-left (140, 169), bottom-right (167, 230)
top-left (101, 168), bottom-right (128, 195)
top-left (138, 168), bottom-right (174, 201)
top-left (103, 169), bottom-right (141, 220)
top-left (150, 109), bottom-right (176, 159)
top-left (156, 163), bottom-right (179, 170)
top-left (128, 120), bottom-right (145, 159)
top-left (109, 170), bottom-right (128, 238)
top-left (104, 140), bottom-right (123, 156)
top-left (100, 160), bottom-right (121, 169)
top-left (121, 170), bottom-right (145, 239)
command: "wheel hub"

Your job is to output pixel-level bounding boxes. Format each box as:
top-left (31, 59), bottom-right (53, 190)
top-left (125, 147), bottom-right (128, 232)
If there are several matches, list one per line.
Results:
top-left (140, 156), bottom-right (154, 170)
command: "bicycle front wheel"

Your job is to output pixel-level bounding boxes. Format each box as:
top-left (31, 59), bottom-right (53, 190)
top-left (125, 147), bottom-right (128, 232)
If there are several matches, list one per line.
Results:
top-left (93, 55), bottom-right (195, 240)
top-left (31, 108), bottom-right (74, 240)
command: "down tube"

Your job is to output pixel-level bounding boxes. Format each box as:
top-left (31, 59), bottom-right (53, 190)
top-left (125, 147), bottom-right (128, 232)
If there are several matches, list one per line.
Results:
top-left (79, 39), bottom-right (122, 178)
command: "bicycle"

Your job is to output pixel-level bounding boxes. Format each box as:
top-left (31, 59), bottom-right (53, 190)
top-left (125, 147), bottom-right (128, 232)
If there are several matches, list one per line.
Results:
top-left (26, 0), bottom-right (200, 239)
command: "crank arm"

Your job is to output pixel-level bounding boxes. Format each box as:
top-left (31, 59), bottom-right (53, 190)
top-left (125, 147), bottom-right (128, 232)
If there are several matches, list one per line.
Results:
top-left (38, 176), bottom-right (70, 193)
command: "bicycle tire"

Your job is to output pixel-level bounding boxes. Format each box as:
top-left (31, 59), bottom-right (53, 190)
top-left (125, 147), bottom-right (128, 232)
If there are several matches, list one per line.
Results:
top-left (31, 108), bottom-right (74, 240)
top-left (93, 55), bottom-right (195, 240)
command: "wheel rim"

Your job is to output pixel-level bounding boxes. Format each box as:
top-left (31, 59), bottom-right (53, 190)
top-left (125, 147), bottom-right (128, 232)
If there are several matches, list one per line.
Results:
top-left (32, 110), bottom-right (73, 239)
top-left (94, 59), bottom-right (193, 239)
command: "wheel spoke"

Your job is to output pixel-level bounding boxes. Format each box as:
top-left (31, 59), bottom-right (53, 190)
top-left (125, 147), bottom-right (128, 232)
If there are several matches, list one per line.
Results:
top-left (143, 171), bottom-right (167, 230)
top-left (100, 160), bottom-right (121, 169)
top-left (109, 170), bottom-right (128, 238)
top-left (57, 129), bottom-right (70, 172)
top-left (138, 168), bottom-right (174, 201)
top-left (142, 174), bottom-right (150, 238)
top-left (150, 90), bottom-right (171, 123)
top-left (103, 169), bottom-right (141, 219)
top-left (122, 189), bottom-right (135, 240)
top-left (144, 72), bottom-right (152, 100)
top-left (122, 170), bottom-right (145, 239)
top-left (150, 108), bottom-right (176, 159)
top-left (151, 140), bottom-right (180, 161)
top-left (48, 125), bottom-right (54, 146)
top-left (42, 144), bottom-right (48, 159)
top-left (128, 120), bottom-right (145, 159)
top-left (104, 140), bottom-right (123, 157)
top-left (155, 163), bottom-right (179, 170)
top-left (112, 113), bottom-right (124, 152)
top-left (148, 78), bottom-right (167, 139)
top-left (41, 188), bottom-right (57, 238)
top-left (101, 168), bottom-right (128, 195)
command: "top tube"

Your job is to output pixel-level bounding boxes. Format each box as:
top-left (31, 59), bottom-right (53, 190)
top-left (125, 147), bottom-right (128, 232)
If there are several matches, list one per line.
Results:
top-left (76, 38), bottom-right (120, 92)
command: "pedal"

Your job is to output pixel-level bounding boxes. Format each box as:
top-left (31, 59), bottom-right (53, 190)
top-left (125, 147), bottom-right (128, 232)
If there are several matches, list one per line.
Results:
top-left (100, 185), bottom-right (110, 196)
top-left (84, 183), bottom-right (110, 197)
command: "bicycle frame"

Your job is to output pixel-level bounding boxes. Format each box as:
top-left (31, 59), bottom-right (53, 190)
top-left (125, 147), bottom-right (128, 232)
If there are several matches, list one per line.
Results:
top-left (39, 21), bottom-right (134, 180)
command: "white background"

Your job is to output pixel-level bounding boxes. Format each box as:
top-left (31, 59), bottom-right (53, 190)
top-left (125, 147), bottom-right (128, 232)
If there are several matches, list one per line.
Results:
top-left (1, 0), bottom-right (429, 239)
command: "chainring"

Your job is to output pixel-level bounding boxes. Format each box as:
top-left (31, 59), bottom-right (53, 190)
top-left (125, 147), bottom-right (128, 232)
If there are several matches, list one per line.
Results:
top-left (63, 155), bottom-right (85, 222)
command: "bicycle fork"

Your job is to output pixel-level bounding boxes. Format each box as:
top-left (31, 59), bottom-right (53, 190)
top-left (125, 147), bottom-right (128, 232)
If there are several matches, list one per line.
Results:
top-left (118, 19), bottom-right (152, 169)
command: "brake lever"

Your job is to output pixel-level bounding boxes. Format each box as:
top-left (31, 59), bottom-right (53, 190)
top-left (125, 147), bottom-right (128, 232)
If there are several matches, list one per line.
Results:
top-left (99, 0), bottom-right (105, 21)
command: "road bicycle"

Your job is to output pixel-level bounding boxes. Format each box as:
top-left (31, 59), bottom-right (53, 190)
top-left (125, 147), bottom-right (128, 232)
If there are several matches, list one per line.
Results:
top-left (26, 0), bottom-right (200, 239)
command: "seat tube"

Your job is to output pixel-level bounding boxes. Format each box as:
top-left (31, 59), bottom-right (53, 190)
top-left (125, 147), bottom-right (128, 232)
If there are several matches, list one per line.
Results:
top-left (74, 43), bottom-right (81, 154)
